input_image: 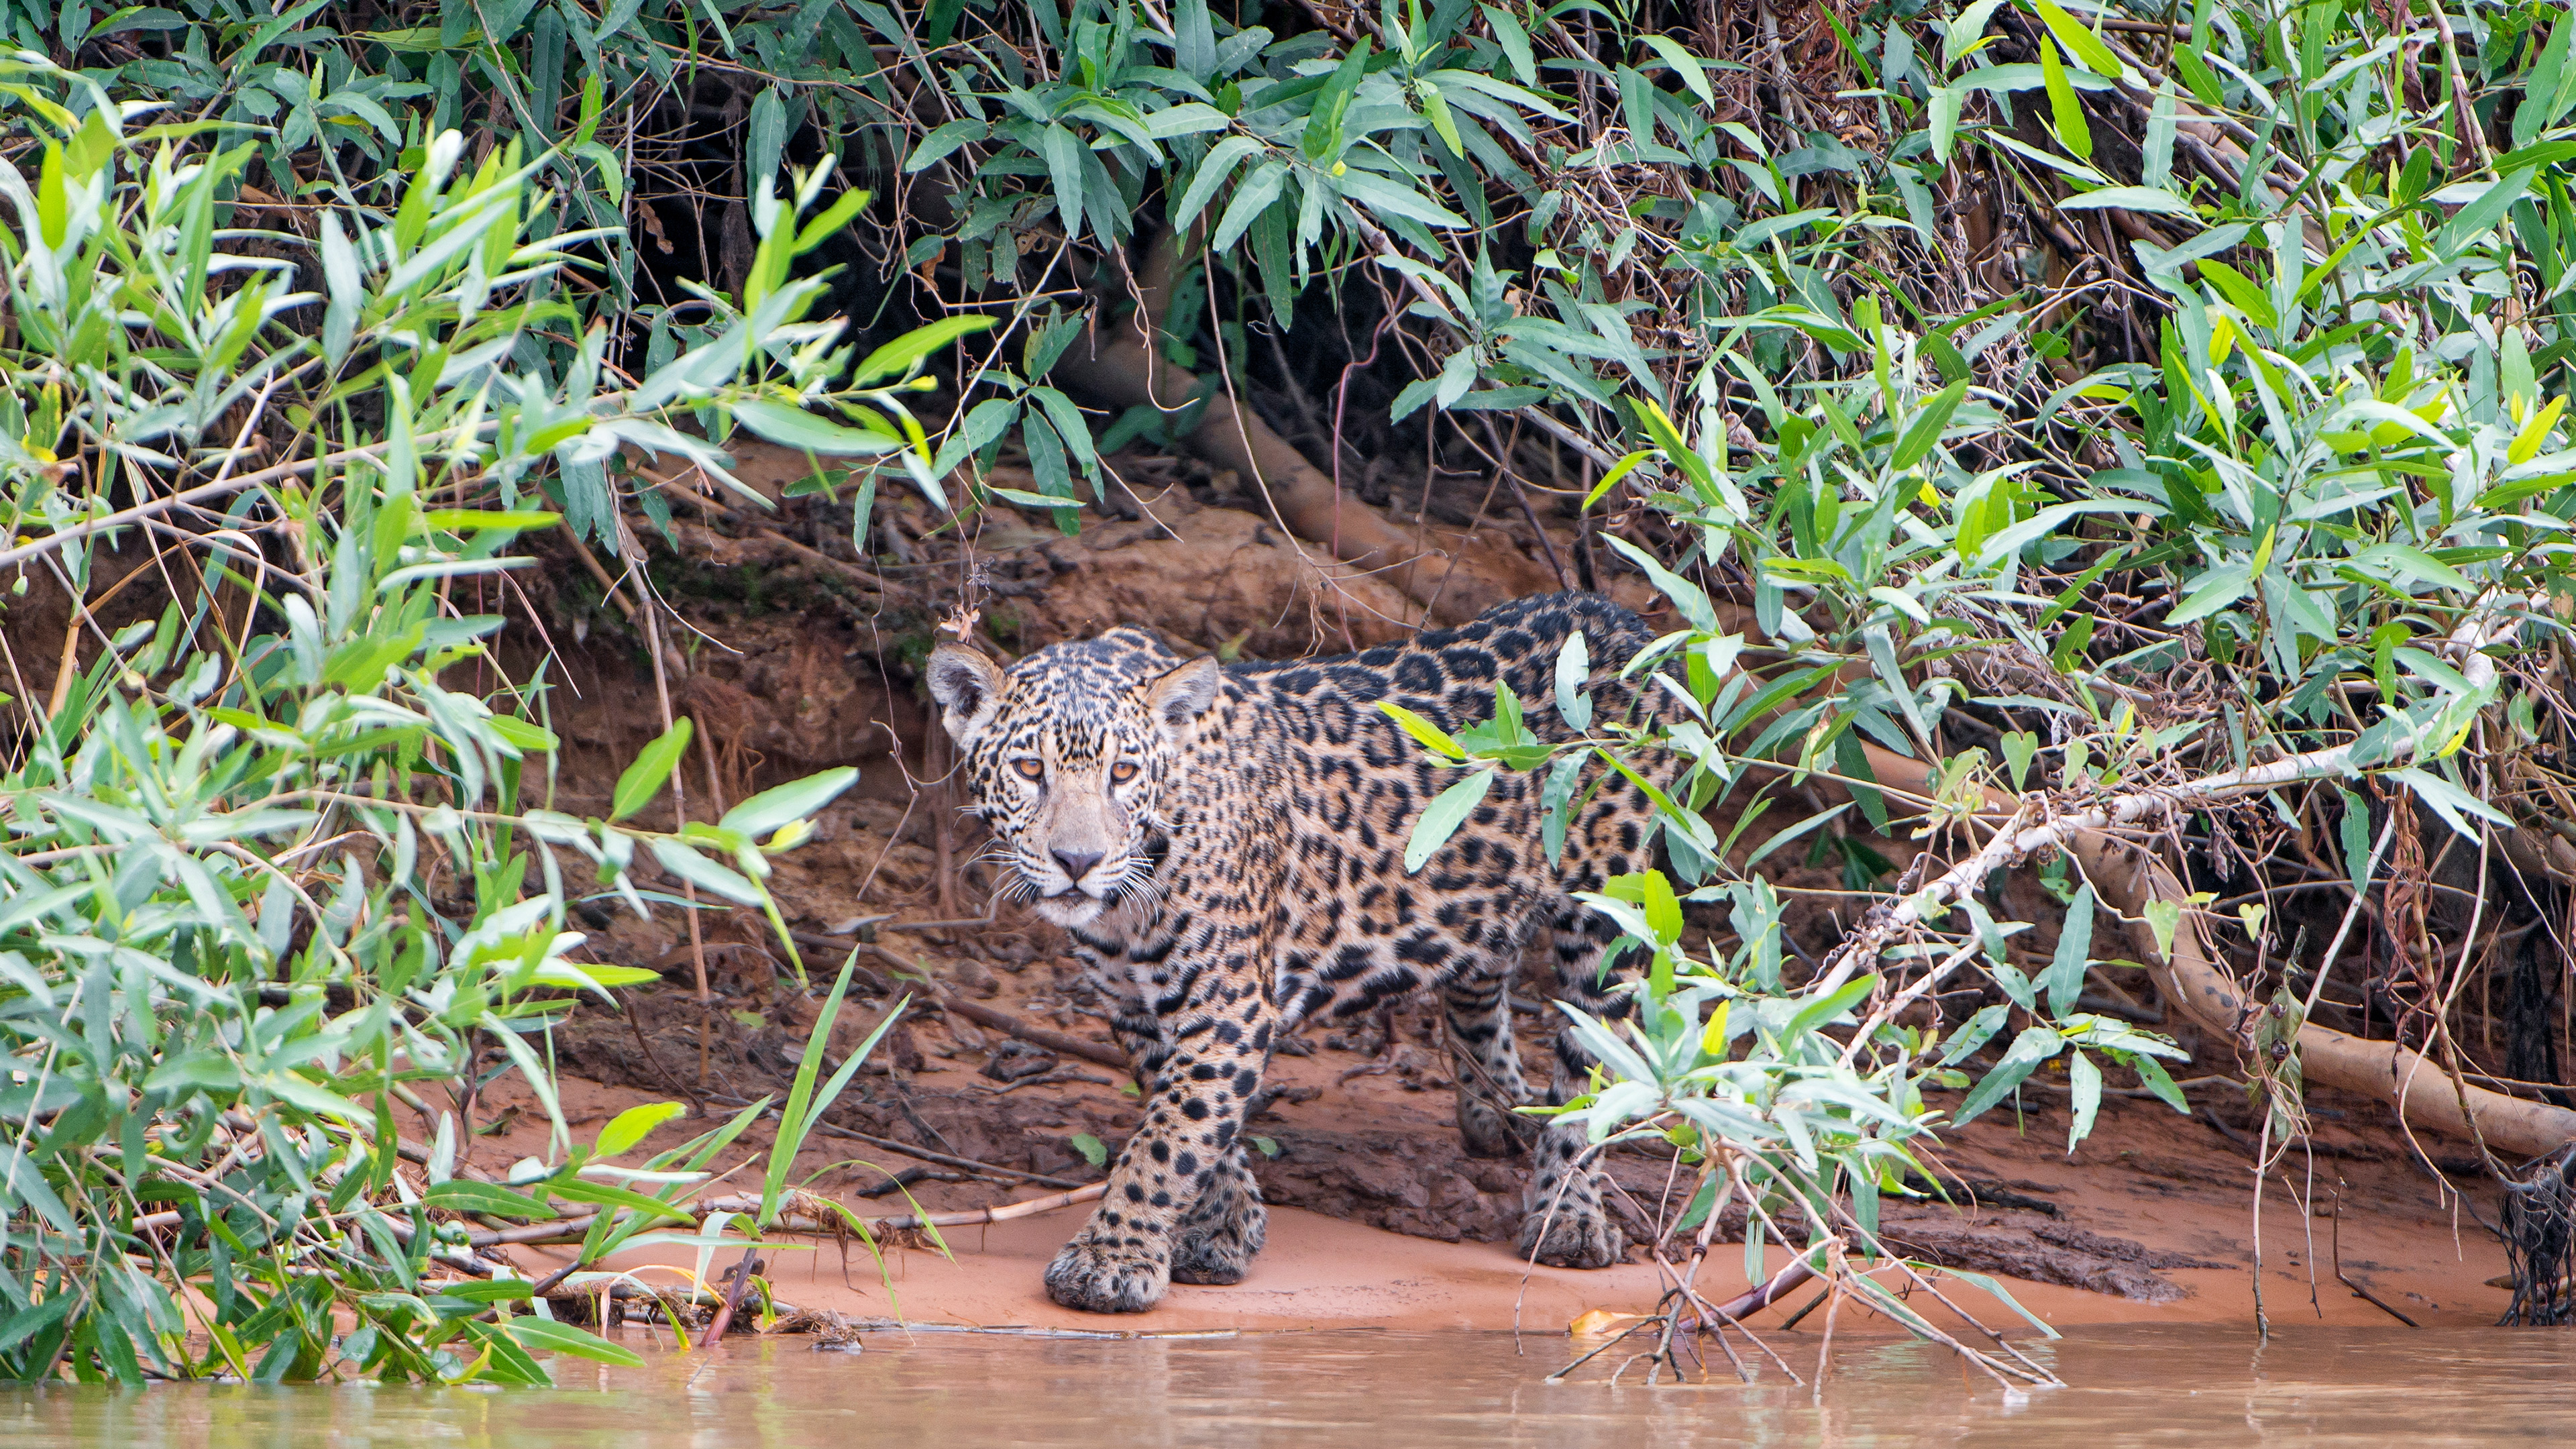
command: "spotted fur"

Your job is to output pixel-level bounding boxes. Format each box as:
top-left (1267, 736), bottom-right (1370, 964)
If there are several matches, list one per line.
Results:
top-left (928, 593), bottom-right (1675, 1313)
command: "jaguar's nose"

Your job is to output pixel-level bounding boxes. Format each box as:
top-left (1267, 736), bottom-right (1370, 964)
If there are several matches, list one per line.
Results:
top-left (1051, 849), bottom-right (1105, 884)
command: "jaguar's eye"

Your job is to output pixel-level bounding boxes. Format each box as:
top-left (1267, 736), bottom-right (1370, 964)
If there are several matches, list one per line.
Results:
top-left (1012, 758), bottom-right (1044, 782)
top-left (1110, 761), bottom-right (1140, 784)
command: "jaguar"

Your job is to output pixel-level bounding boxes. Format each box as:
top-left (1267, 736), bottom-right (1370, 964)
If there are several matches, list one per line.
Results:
top-left (926, 592), bottom-right (1676, 1313)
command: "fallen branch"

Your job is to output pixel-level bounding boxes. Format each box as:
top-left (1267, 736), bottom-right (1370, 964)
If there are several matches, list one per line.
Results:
top-left (937, 993), bottom-right (1132, 1071)
top-left (693, 1185), bottom-right (1108, 1235)
top-left (1678, 1255), bottom-right (1817, 1332)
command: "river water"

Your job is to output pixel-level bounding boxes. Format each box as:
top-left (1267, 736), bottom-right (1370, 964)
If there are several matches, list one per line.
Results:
top-left (0, 1326), bottom-right (2564, 1446)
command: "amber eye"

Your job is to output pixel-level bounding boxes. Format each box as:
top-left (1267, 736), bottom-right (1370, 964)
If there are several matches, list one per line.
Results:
top-left (1012, 758), bottom-right (1044, 782)
top-left (1110, 761), bottom-right (1140, 784)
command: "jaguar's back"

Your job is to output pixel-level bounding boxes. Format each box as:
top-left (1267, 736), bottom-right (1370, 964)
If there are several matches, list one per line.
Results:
top-left (928, 592), bottom-right (1676, 1313)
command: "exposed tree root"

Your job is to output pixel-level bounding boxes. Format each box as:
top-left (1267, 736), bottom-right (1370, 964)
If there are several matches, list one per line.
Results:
top-left (1846, 742), bottom-right (2576, 1161)
top-left (1047, 233), bottom-right (1556, 623)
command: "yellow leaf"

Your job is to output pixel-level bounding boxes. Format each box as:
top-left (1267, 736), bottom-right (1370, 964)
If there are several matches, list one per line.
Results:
top-left (1701, 999), bottom-right (1732, 1057)
top-left (2510, 394), bottom-right (2565, 465)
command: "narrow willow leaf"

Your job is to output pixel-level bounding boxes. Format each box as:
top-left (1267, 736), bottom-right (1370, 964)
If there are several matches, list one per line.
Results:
top-left (1404, 769), bottom-right (1495, 872)
top-left (611, 719), bottom-right (693, 822)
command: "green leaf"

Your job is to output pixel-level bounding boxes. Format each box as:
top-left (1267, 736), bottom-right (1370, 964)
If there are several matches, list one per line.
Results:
top-left (719, 767), bottom-right (858, 841)
top-left (548, 1177), bottom-right (698, 1222)
top-left (2059, 184), bottom-right (2198, 218)
top-left (765, 959), bottom-right (907, 1226)
top-left (2033, 0), bottom-right (2127, 75)
top-left (2350, 542), bottom-right (2472, 593)
top-left (733, 398), bottom-right (902, 456)
top-left (1211, 158), bottom-right (1287, 252)
top-left (421, 1180), bottom-right (555, 1220)
top-left (986, 485), bottom-right (1079, 513)
top-left (486, 715), bottom-right (559, 753)
top-left (1482, 3), bottom-right (1536, 85)
top-left (611, 719), bottom-right (692, 822)
top-left (1600, 535), bottom-right (1716, 631)
top-left (1743, 800), bottom-right (1854, 868)
top-left (1933, 1267), bottom-right (2061, 1338)
top-left (1331, 168), bottom-right (1467, 229)
top-left (2142, 898), bottom-right (2182, 962)
top-left (2065, 1049), bottom-right (2102, 1150)
top-left (1945, 0), bottom-right (2006, 64)
top-left (646, 839), bottom-right (768, 907)
top-left (1627, 396), bottom-right (1723, 508)
top-left (1955, 1026), bottom-right (2063, 1123)
top-left (2143, 80), bottom-right (2177, 190)
top-left (2171, 44), bottom-right (2224, 107)
top-left (2164, 564), bottom-right (2252, 625)
top-left (2039, 36), bottom-right (2092, 160)
top-left (2129, 1053), bottom-right (2190, 1113)
top-left (1642, 34), bottom-right (1716, 108)
top-left (2433, 168), bottom-right (2536, 259)
top-left (1070, 1132), bottom-right (1108, 1167)
top-left (2043, 884), bottom-right (2094, 1018)
top-left (905, 118), bottom-right (988, 173)
top-left (433, 1280), bottom-right (535, 1305)
top-left (1171, 135), bottom-right (1263, 229)
top-left (1929, 85), bottom-right (1962, 162)
top-left (500, 1316), bottom-right (647, 1368)
top-left (1175, 0), bottom-right (1217, 78)
top-left (1404, 769), bottom-right (1495, 873)
top-left (2387, 766), bottom-right (2512, 839)
top-left (1939, 1003), bottom-right (2013, 1066)
top-left (1784, 972), bottom-right (1878, 1042)
top-left (2339, 788), bottom-right (2374, 897)
top-left (1038, 124), bottom-right (1087, 239)
top-left (1890, 378), bottom-right (1968, 470)
top-left (852, 315), bottom-right (997, 387)
top-left (2195, 259), bottom-right (2278, 329)
top-left (594, 1102), bottom-right (687, 1160)
top-left (2000, 731), bottom-right (2038, 791)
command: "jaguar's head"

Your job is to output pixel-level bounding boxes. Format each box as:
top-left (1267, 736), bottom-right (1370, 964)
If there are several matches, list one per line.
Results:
top-left (926, 631), bottom-right (1221, 928)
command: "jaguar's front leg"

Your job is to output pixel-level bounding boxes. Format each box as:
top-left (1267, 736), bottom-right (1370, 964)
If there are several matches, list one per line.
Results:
top-left (1044, 969), bottom-right (1278, 1313)
top-left (1168, 1143), bottom-right (1267, 1284)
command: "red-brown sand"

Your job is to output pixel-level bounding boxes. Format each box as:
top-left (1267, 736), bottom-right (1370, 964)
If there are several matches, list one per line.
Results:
top-left (477, 1066), bottom-right (2517, 1338)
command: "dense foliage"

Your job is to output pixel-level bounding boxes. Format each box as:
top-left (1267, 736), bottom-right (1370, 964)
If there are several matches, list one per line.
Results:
top-left (4, 0), bottom-right (2576, 1384)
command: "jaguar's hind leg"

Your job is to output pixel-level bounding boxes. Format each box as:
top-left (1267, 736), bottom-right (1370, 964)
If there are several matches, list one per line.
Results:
top-left (1517, 902), bottom-right (1633, 1269)
top-left (1440, 953), bottom-right (1537, 1158)
top-left (1167, 1144), bottom-right (1268, 1284)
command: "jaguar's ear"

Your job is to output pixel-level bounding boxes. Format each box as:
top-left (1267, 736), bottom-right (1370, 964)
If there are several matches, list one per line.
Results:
top-left (927, 645), bottom-right (1006, 745)
top-left (1143, 655), bottom-right (1222, 737)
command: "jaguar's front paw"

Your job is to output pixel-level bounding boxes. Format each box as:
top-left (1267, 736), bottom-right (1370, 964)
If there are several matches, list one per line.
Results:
top-left (1044, 1238), bottom-right (1170, 1313)
top-left (1516, 1204), bottom-right (1626, 1269)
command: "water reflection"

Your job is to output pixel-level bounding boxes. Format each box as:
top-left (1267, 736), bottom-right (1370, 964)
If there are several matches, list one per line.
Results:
top-left (0, 1326), bottom-right (2564, 1448)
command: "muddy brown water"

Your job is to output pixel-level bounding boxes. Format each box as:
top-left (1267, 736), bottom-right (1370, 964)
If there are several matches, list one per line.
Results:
top-left (0, 1326), bottom-right (2563, 1446)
